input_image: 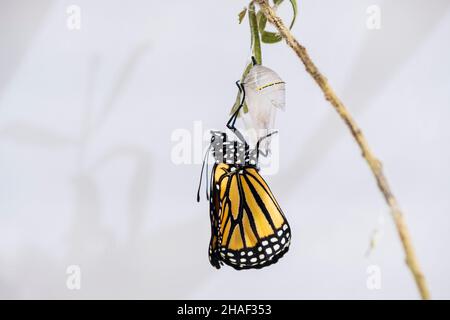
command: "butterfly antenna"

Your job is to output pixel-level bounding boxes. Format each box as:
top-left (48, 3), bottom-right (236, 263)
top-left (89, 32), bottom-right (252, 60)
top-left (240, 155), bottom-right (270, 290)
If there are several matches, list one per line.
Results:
top-left (197, 143), bottom-right (212, 202)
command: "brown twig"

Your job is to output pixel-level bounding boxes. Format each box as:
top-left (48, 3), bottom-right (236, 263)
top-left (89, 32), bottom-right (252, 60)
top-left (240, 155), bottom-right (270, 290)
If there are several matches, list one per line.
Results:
top-left (254, 0), bottom-right (430, 299)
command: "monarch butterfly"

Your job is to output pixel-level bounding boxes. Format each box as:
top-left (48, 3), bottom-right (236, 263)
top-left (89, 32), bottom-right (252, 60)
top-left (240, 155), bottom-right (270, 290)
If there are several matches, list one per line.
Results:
top-left (197, 61), bottom-right (291, 270)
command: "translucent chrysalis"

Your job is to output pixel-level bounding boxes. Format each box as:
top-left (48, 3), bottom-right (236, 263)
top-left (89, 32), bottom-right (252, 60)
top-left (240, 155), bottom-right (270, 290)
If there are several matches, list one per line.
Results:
top-left (242, 64), bottom-right (285, 154)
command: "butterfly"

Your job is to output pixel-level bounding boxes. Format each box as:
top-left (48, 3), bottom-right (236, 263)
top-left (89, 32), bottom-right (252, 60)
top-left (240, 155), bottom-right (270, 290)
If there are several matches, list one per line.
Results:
top-left (197, 77), bottom-right (291, 270)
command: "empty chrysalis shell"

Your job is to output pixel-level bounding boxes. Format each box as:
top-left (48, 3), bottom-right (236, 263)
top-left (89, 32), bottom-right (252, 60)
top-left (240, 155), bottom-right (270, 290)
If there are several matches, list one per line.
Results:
top-left (242, 64), bottom-right (286, 154)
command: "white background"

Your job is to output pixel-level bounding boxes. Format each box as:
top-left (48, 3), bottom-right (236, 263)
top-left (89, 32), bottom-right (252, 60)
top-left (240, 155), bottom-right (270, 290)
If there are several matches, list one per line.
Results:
top-left (0, 0), bottom-right (449, 299)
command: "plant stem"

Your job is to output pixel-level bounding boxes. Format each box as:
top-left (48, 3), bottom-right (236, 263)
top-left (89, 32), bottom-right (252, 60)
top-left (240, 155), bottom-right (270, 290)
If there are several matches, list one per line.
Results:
top-left (249, 2), bottom-right (262, 64)
top-left (255, 0), bottom-right (430, 300)
top-left (231, 1), bottom-right (263, 114)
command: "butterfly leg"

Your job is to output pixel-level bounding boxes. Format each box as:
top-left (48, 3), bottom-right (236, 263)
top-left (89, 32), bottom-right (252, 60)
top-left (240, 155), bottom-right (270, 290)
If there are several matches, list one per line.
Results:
top-left (256, 131), bottom-right (278, 159)
top-left (226, 81), bottom-right (248, 146)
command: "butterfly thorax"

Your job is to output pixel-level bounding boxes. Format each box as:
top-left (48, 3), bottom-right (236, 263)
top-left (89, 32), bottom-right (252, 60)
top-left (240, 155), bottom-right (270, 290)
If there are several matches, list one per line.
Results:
top-left (210, 131), bottom-right (259, 167)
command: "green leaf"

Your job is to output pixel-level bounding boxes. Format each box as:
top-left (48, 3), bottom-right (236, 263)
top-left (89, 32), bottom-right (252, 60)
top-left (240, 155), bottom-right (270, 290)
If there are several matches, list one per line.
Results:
top-left (261, 31), bottom-right (283, 43)
top-left (258, 9), bottom-right (283, 44)
top-left (287, 0), bottom-right (298, 30)
top-left (238, 7), bottom-right (247, 24)
top-left (257, 10), bottom-right (267, 32)
top-left (259, 0), bottom-right (298, 44)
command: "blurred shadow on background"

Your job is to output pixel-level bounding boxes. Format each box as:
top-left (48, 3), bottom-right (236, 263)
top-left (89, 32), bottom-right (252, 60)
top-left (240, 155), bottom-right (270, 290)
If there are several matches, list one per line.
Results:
top-left (63, 215), bottom-right (208, 299)
top-left (0, 122), bottom-right (77, 147)
top-left (0, 0), bottom-right (54, 100)
top-left (66, 45), bottom-right (152, 261)
top-left (274, 0), bottom-right (450, 195)
top-left (68, 146), bottom-right (152, 255)
top-left (0, 38), bottom-right (199, 297)
top-left (63, 42), bottom-right (210, 297)
top-left (92, 42), bottom-right (151, 135)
